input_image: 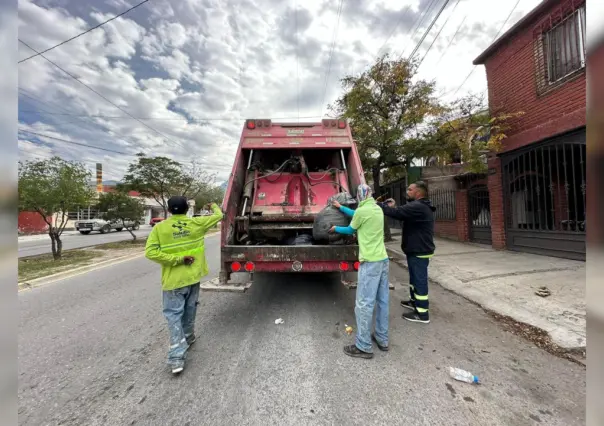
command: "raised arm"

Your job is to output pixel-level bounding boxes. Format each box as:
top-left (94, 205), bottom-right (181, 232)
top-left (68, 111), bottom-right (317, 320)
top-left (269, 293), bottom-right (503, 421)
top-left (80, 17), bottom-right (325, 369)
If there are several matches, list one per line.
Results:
top-left (192, 203), bottom-right (224, 231)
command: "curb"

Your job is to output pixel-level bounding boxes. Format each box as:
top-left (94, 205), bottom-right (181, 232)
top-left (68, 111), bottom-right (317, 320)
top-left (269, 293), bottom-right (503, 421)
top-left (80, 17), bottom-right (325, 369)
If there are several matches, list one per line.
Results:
top-left (18, 252), bottom-right (145, 291)
top-left (385, 246), bottom-right (586, 353)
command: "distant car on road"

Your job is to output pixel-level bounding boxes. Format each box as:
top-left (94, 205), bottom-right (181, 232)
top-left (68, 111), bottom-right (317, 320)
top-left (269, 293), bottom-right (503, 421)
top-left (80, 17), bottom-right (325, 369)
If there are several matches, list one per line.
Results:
top-left (75, 218), bottom-right (140, 235)
top-left (150, 217), bottom-right (165, 227)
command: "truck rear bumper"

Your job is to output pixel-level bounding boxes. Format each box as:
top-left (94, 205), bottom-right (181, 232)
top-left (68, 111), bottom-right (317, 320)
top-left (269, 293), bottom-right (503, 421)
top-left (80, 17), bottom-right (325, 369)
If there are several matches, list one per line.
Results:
top-left (221, 244), bottom-right (359, 273)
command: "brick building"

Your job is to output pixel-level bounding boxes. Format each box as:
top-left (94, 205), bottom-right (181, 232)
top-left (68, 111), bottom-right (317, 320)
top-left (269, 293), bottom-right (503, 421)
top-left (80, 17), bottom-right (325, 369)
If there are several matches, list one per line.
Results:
top-left (418, 0), bottom-right (586, 260)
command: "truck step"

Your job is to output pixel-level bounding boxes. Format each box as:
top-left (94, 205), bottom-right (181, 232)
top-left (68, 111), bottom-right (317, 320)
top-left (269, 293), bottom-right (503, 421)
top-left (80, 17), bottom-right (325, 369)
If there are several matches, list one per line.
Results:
top-left (200, 277), bottom-right (252, 293)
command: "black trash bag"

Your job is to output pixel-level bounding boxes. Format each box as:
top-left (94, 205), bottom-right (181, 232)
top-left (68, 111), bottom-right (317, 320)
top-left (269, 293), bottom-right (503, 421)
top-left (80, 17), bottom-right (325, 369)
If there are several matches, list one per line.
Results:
top-left (312, 192), bottom-right (357, 243)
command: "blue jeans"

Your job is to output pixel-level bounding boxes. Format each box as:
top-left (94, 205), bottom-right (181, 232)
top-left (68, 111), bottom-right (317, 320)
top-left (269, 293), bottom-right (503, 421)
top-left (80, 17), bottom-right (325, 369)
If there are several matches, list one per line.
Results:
top-left (162, 283), bottom-right (200, 367)
top-left (407, 256), bottom-right (429, 316)
top-left (355, 259), bottom-right (390, 353)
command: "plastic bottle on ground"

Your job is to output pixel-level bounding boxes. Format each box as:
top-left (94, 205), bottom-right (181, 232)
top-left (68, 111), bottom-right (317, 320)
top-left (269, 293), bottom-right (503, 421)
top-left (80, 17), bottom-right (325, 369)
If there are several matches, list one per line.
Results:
top-left (449, 367), bottom-right (480, 384)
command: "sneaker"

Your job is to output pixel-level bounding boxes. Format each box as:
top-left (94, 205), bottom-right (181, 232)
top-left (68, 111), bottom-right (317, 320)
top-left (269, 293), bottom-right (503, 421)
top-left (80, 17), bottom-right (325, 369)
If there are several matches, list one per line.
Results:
top-left (343, 344), bottom-right (374, 359)
top-left (371, 334), bottom-right (389, 351)
top-left (402, 311), bottom-right (430, 324)
top-left (400, 300), bottom-right (416, 311)
top-left (186, 334), bottom-right (196, 346)
top-left (171, 364), bottom-right (184, 375)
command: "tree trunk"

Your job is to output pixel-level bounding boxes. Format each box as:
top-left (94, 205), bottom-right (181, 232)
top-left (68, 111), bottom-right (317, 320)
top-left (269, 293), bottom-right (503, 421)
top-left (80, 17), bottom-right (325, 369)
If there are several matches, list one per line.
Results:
top-left (372, 166), bottom-right (381, 194)
top-left (163, 207), bottom-right (168, 219)
top-left (128, 227), bottom-right (137, 241)
top-left (56, 236), bottom-right (63, 259)
top-left (49, 231), bottom-right (58, 260)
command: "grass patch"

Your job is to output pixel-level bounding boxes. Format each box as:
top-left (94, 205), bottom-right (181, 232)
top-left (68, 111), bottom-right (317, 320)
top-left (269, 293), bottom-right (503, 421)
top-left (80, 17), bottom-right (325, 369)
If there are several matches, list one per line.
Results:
top-left (19, 250), bottom-right (99, 282)
top-left (94, 238), bottom-right (147, 250)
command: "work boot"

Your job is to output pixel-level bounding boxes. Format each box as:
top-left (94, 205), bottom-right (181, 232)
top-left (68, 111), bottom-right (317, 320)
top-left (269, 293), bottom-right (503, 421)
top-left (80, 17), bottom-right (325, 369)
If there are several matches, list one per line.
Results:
top-left (186, 333), bottom-right (196, 346)
top-left (402, 311), bottom-right (430, 324)
top-left (343, 344), bottom-right (373, 359)
top-left (400, 300), bottom-right (416, 311)
top-left (171, 361), bottom-right (185, 375)
top-left (371, 334), bottom-right (389, 352)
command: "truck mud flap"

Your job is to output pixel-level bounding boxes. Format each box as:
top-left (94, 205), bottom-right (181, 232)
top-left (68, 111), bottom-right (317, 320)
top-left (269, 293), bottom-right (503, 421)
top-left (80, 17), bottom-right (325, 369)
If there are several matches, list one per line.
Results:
top-left (200, 277), bottom-right (253, 293)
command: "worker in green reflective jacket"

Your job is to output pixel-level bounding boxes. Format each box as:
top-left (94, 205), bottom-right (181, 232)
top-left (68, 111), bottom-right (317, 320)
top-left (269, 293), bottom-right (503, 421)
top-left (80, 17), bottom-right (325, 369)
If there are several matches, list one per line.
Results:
top-left (145, 196), bottom-right (223, 375)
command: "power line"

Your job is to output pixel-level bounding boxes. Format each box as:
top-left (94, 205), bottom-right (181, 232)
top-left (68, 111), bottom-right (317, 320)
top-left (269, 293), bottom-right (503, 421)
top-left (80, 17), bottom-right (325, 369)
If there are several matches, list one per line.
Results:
top-left (398, 0), bottom-right (439, 59)
top-left (374, 5), bottom-right (413, 59)
top-left (18, 108), bottom-right (324, 121)
top-left (432, 14), bottom-right (467, 68)
top-left (19, 130), bottom-right (132, 155)
top-left (407, 0), bottom-right (453, 61)
top-left (320, 0), bottom-right (345, 116)
top-left (417, 0), bottom-right (461, 69)
top-left (18, 39), bottom-right (188, 152)
top-left (18, 0), bottom-right (150, 64)
top-left (450, 0), bottom-right (521, 97)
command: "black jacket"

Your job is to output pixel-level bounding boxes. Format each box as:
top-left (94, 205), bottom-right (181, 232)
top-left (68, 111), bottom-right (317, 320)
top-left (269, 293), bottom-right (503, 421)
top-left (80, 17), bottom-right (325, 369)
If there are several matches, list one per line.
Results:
top-left (379, 199), bottom-right (436, 256)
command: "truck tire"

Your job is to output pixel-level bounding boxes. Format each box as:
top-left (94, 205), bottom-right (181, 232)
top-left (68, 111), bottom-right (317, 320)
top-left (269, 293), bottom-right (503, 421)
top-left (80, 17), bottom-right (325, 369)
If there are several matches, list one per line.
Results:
top-left (100, 225), bottom-right (111, 234)
top-left (79, 231), bottom-right (91, 235)
top-left (132, 222), bottom-right (140, 230)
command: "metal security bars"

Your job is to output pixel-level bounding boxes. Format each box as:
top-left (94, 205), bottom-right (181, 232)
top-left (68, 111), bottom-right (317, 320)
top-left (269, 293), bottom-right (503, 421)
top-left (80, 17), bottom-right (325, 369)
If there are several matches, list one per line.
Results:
top-left (468, 185), bottom-right (492, 244)
top-left (501, 129), bottom-right (586, 259)
top-left (534, 1), bottom-right (586, 95)
top-left (431, 188), bottom-right (456, 221)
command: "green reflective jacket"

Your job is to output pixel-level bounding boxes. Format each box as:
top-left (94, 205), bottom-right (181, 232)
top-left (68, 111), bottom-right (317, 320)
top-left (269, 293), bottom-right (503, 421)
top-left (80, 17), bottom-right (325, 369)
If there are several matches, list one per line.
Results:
top-left (145, 203), bottom-right (223, 291)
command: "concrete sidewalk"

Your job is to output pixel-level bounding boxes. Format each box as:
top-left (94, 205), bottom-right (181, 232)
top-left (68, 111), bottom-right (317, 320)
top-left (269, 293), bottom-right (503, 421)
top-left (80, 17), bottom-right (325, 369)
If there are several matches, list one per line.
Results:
top-left (386, 237), bottom-right (586, 350)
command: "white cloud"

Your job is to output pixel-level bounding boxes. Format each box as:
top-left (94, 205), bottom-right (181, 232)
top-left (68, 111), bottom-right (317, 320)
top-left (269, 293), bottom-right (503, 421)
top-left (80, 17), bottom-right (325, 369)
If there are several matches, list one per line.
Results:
top-left (15, 0), bottom-right (543, 183)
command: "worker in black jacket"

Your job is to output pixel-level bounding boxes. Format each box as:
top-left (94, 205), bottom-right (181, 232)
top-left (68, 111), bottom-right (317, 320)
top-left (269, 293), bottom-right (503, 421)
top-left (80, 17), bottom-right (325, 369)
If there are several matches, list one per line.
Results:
top-left (379, 181), bottom-right (436, 324)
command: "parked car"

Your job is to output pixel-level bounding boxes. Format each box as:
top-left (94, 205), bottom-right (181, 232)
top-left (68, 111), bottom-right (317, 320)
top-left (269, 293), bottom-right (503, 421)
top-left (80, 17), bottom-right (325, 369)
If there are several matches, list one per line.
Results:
top-left (150, 217), bottom-right (165, 227)
top-left (75, 218), bottom-right (140, 235)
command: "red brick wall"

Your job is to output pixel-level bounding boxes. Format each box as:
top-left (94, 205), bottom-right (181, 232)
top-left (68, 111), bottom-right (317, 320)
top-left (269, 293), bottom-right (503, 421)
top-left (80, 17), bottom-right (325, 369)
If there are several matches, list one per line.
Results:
top-left (434, 220), bottom-right (458, 240)
top-left (487, 157), bottom-right (506, 249)
top-left (483, 0), bottom-right (586, 153)
top-left (456, 189), bottom-right (469, 241)
top-left (18, 211), bottom-right (49, 234)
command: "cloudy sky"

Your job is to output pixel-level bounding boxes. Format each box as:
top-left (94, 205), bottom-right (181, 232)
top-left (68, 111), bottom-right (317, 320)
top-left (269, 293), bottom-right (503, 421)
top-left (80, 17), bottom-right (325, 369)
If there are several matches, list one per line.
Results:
top-left (17, 0), bottom-right (544, 183)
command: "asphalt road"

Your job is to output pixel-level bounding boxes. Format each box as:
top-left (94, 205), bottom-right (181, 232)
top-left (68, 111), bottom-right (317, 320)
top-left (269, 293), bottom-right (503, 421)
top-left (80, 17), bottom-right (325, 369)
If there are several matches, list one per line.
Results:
top-left (18, 234), bottom-right (585, 426)
top-left (18, 228), bottom-right (153, 258)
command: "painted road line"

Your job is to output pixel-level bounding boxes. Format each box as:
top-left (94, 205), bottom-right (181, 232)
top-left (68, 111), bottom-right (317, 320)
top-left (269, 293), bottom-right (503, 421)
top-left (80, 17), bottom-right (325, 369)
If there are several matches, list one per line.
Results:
top-left (18, 252), bottom-right (146, 291)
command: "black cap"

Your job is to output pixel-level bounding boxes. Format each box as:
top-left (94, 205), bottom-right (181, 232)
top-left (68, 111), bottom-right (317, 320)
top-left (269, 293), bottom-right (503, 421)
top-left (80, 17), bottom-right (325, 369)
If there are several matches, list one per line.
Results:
top-left (168, 196), bottom-right (188, 214)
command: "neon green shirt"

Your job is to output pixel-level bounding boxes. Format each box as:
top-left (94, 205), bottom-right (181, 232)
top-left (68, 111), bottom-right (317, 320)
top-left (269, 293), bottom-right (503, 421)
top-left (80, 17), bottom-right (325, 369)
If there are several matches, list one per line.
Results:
top-left (350, 198), bottom-right (388, 262)
top-left (145, 203), bottom-right (223, 291)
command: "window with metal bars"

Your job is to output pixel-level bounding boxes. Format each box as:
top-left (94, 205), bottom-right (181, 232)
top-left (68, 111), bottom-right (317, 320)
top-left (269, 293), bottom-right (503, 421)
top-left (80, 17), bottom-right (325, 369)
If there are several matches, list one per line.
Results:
top-left (537, 6), bottom-right (586, 90)
top-left (431, 188), bottom-right (456, 220)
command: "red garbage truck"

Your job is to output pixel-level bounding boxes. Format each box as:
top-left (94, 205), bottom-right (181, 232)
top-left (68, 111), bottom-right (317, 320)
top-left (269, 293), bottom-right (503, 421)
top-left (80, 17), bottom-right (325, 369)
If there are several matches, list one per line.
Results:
top-left (201, 118), bottom-right (369, 292)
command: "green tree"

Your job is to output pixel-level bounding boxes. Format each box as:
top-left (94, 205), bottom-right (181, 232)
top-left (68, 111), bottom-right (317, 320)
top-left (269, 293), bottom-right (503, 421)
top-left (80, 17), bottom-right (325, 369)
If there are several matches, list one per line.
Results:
top-left (193, 184), bottom-right (224, 212)
top-left (18, 157), bottom-right (93, 260)
top-left (121, 155), bottom-right (215, 218)
top-left (424, 94), bottom-right (525, 173)
top-left (97, 191), bottom-right (145, 241)
top-left (331, 54), bottom-right (443, 192)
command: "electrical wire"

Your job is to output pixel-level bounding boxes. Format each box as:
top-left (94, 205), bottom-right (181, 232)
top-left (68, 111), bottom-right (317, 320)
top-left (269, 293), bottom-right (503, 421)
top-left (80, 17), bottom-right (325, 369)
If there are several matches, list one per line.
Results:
top-left (432, 14), bottom-right (467, 68)
top-left (18, 39), bottom-right (188, 152)
top-left (319, 0), bottom-right (345, 116)
top-left (416, 0), bottom-right (461, 69)
top-left (449, 0), bottom-right (521, 97)
top-left (18, 0), bottom-right (150, 63)
top-left (397, 0), bottom-right (439, 59)
top-left (407, 0), bottom-right (453, 60)
top-left (19, 130), bottom-right (132, 155)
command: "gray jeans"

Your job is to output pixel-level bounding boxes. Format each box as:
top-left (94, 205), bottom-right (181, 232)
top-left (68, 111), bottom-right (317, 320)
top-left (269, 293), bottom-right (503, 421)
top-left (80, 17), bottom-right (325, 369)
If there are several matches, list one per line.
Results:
top-left (162, 283), bottom-right (200, 367)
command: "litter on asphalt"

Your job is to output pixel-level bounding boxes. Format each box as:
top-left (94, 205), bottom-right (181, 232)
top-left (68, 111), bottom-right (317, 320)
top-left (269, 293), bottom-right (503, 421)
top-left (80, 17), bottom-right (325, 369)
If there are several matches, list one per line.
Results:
top-left (275, 318), bottom-right (285, 325)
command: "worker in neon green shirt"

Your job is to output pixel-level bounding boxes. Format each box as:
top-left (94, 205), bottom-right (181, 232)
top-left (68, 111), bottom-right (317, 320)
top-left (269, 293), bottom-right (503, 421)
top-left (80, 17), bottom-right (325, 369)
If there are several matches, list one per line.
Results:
top-left (329, 184), bottom-right (389, 359)
top-left (145, 196), bottom-right (223, 374)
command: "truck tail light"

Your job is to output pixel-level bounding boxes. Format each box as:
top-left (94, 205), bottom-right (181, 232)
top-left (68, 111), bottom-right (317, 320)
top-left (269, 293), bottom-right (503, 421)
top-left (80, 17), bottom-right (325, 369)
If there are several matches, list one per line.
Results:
top-left (244, 262), bottom-right (255, 272)
top-left (246, 120), bottom-right (256, 130)
top-left (246, 119), bottom-right (271, 129)
top-left (339, 261), bottom-right (350, 271)
top-left (231, 262), bottom-right (242, 272)
top-left (353, 261), bottom-right (360, 271)
top-left (338, 120), bottom-right (346, 129)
